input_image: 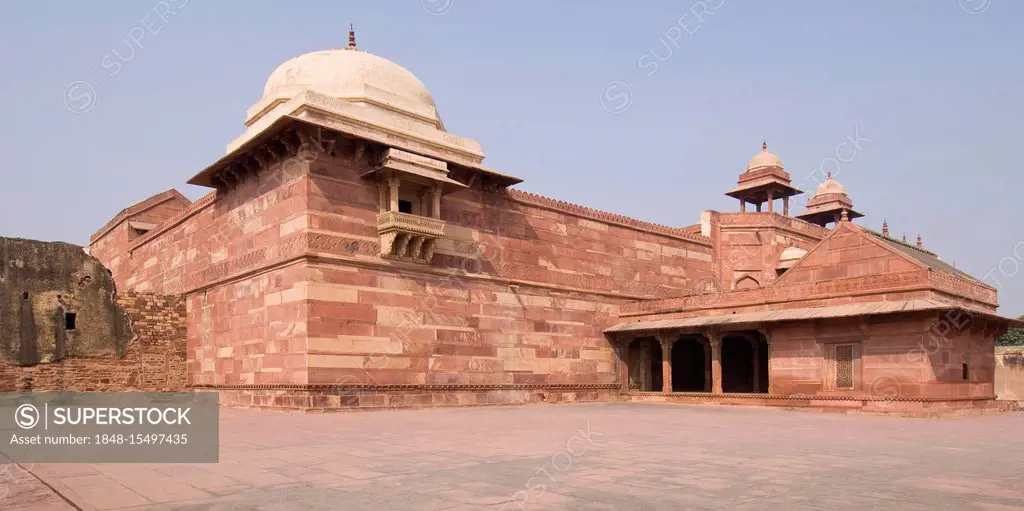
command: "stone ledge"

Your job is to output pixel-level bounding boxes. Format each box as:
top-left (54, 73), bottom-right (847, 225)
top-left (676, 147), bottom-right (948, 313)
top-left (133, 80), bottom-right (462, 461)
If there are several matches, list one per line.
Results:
top-left (624, 392), bottom-right (1017, 418)
top-left (193, 383), bottom-right (620, 392)
top-left (205, 386), bottom-right (623, 412)
top-left (625, 391), bottom-right (999, 403)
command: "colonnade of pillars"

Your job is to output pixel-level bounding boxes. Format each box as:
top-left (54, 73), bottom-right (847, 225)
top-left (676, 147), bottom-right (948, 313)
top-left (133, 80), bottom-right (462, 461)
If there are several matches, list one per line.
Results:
top-left (621, 330), bottom-right (769, 394)
top-left (738, 194), bottom-right (790, 215)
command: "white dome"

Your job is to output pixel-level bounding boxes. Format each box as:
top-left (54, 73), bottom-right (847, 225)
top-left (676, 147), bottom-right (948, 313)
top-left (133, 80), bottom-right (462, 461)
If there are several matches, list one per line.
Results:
top-left (262, 48), bottom-right (439, 123)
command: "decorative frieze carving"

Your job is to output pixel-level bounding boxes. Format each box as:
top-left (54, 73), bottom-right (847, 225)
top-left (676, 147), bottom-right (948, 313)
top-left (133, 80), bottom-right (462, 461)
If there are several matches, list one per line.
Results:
top-left (377, 211), bottom-right (445, 237)
top-left (929, 271), bottom-right (997, 306)
top-left (621, 270), bottom-right (930, 315)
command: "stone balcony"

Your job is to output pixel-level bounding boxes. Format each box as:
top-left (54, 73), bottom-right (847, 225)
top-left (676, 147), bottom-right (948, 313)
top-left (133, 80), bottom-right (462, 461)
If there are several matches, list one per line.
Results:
top-left (377, 211), bottom-right (445, 262)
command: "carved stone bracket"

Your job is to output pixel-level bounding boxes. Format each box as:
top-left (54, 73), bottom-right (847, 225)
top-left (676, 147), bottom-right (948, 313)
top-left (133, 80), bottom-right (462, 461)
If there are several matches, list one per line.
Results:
top-left (377, 211), bottom-right (445, 264)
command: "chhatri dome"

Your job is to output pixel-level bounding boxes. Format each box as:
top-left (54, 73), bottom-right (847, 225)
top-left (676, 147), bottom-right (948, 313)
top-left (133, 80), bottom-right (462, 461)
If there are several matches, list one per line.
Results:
top-left (812, 173), bottom-right (847, 196)
top-left (745, 141), bottom-right (784, 172)
top-left (795, 172), bottom-right (863, 227)
top-left (726, 141), bottom-right (802, 215)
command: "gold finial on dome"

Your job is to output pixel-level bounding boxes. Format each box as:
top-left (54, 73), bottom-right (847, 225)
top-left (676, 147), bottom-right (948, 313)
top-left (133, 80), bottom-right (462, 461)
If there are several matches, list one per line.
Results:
top-left (882, 219), bottom-right (889, 236)
top-left (762, 139), bottom-right (767, 152)
top-left (347, 24), bottom-right (357, 50)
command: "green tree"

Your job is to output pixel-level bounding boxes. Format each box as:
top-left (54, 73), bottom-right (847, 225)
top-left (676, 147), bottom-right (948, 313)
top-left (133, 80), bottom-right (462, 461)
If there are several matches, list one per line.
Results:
top-left (996, 315), bottom-right (1024, 346)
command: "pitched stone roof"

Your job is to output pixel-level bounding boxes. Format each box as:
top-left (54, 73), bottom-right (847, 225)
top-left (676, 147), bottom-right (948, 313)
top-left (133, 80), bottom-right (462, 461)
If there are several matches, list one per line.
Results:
top-left (865, 229), bottom-right (982, 284)
top-left (89, 189), bottom-right (190, 243)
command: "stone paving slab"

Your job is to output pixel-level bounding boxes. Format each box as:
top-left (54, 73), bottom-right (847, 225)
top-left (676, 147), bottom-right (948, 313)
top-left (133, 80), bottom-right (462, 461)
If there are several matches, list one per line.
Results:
top-left (20, 403), bottom-right (1024, 510)
top-left (0, 454), bottom-right (74, 510)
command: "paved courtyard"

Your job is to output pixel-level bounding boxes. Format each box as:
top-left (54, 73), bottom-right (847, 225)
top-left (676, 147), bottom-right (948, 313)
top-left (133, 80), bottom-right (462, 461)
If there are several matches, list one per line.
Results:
top-left (5, 402), bottom-right (1024, 510)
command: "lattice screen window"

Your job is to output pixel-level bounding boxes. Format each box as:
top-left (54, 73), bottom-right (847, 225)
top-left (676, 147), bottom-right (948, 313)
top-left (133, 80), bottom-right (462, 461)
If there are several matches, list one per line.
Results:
top-left (835, 344), bottom-right (855, 389)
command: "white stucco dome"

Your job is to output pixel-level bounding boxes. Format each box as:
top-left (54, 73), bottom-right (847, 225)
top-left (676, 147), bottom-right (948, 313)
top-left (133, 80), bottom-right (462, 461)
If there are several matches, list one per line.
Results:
top-left (261, 46), bottom-right (440, 126)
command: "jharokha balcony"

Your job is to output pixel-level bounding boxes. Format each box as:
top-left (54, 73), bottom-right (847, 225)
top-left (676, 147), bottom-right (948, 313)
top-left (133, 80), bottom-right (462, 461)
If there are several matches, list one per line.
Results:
top-left (377, 211), bottom-right (445, 262)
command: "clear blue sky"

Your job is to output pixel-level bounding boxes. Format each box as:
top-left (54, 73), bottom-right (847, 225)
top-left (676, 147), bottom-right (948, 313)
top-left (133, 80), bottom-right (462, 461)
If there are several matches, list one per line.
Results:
top-left (2, 1), bottom-right (1022, 314)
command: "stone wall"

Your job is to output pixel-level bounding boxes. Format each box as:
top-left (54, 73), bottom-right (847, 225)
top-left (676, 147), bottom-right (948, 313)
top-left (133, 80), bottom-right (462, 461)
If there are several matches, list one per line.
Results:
top-left (769, 312), bottom-right (996, 399)
top-left (711, 212), bottom-right (829, 292)
top-left (89, 130), bottom-right (717, 401)
top-left (0, 237), bottom-right (132, 366)
top-left (996, 346), bottom-right (1024, 402)
top-left (0, 292), bottom-right (186, 392)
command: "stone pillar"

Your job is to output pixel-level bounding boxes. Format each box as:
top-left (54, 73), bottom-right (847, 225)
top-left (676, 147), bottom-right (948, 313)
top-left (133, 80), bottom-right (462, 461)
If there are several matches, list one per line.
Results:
top-left (419, 190), bottom-right (430, 217)
top-left (749, 337), bottom-right (760, 393)
top-left (783, 196), bottom-right (789, 216)
top-left (432, 186), bottom-right (443, 219)
top-left (739, 199), bottom-right (746, 213)
top-left (709, 332), bottom-right (723, 394)
top-left (759, 328), bottom-right (772, 394)
top-left (378, 182), bottom-right (387, 213)
top-left (658, 333), bottom-right (673, 393)
top-left (767, 190), bottom-right (774, 213)
top-left (702, 339), bottom-right (711, 392)
top-left (756, 202), bottom-right (762, 213)
top-left (388, 176), bottom-right (400, 212)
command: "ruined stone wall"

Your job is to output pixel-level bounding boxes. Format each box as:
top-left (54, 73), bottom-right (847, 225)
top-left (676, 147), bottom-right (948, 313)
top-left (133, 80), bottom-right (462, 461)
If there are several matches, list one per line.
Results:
top-left (0, 237), bottom-right (132, 366)
top-left (0, 292), bottom-right (186, 392)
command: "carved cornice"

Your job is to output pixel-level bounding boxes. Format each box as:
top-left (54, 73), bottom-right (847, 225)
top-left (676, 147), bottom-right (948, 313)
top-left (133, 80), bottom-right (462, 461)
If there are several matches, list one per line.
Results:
top-left (620, 270), bottom-right (930, 316)
top-left (929, 271), bottom-right (997, 307)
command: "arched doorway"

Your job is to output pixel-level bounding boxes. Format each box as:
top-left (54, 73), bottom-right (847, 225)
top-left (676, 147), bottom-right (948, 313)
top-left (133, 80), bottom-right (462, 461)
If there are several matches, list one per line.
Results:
top-left (671, 338), bottom-right (707, 391)
top-left (626, 337), bottom-right (662, 391)
top-left (722, 336), bottom-right (755, 393)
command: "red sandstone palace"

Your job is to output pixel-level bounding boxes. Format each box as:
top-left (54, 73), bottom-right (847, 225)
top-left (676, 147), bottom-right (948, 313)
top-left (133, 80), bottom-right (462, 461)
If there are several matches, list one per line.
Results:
top-left (87, 32), bottom-right (1020, 416)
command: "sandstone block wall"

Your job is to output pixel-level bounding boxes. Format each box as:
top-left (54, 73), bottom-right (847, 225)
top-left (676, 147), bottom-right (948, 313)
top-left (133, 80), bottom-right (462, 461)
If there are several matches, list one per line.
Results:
top-left (293, 151), bottom-right (715, 391)
top-left (769, 312), bottom-right (995, 399)
top-left (0, 292), bottom-right (186, 392)
top-left (91, 131), bottom-right (719, 393)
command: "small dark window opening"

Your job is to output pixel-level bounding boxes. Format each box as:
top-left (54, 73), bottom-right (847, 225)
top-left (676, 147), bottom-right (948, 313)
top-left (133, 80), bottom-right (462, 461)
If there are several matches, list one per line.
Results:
top-left (65, 313), bottom-right (77, 331)
top-left (398, 200), bottom-right (413, 214)
top-left (22, 292), bottom-right (29, 300)
top-left (962, 363), bottom-right (969, 381)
